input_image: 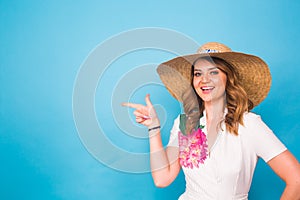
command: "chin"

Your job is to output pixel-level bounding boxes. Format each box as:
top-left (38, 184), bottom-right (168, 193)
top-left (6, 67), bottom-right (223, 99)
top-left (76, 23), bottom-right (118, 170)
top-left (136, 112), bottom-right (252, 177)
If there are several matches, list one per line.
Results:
top-left (200, 97), bottom-right (213, 102)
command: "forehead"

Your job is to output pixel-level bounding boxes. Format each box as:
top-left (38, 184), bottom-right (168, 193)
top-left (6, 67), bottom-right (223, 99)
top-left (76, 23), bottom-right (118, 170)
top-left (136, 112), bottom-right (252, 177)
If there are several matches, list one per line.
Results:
top-left (193, 58), bottom-right (217, 70)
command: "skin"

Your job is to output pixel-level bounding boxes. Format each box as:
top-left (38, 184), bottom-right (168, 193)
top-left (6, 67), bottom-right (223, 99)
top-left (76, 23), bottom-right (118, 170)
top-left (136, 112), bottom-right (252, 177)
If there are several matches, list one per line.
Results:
top-left (193, 59), bottom-right (227, 150)
top-left (193, 59), bottom-right (227, 105)
top-left (122, 59), bottom-right (300, 199)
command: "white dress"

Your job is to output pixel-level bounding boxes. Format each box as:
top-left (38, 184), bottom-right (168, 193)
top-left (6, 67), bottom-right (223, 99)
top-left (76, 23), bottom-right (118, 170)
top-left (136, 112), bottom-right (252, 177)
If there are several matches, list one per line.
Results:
top-left (167, 112), bottom-right (287, 200)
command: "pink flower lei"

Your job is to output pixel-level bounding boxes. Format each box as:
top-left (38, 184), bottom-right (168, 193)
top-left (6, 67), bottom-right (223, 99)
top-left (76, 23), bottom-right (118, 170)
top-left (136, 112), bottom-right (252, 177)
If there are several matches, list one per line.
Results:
top-left (178, 114), bottom-right (208, 169)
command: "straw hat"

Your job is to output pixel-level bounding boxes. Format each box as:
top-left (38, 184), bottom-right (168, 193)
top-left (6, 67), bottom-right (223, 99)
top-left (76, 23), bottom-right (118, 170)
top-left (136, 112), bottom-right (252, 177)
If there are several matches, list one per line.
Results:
top-left (157, 42), bottom-right (271, 107)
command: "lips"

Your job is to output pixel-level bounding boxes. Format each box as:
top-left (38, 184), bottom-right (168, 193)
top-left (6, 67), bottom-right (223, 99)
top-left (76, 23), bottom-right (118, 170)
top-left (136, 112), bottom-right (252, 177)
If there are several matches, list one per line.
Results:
top-left (199, 86), bottom-right (214, 95)
top-left (200, 86), bottom-right (214, 91)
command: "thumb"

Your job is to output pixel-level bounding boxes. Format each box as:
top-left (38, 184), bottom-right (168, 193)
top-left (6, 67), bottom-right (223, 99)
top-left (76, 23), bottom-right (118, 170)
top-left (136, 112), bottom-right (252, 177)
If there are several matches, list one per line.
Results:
top-left (145, 94), bottom-right (153, 107)
top-left (146, 94), bottom-right (159, 124)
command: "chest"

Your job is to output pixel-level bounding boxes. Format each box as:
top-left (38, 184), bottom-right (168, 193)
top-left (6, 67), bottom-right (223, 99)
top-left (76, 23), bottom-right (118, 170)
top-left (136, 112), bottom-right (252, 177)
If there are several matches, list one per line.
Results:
top-left (183, 133), bottom-right (243, 184)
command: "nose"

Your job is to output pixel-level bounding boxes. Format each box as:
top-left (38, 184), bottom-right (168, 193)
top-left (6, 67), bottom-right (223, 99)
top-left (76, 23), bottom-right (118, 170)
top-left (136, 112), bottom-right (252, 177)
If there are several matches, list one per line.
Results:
top-left (201, 73), bottom-right (210, 83)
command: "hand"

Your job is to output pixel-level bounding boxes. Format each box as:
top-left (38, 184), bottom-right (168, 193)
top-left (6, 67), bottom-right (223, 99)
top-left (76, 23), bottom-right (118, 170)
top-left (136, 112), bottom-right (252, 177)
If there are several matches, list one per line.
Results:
top-left (122, 94), bottom-right (160, 128)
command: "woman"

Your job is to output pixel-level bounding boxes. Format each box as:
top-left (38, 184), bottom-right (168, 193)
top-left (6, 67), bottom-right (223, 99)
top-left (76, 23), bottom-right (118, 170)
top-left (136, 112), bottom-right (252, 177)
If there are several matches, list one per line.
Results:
top-left (123, 42), bottom-right (300, 199)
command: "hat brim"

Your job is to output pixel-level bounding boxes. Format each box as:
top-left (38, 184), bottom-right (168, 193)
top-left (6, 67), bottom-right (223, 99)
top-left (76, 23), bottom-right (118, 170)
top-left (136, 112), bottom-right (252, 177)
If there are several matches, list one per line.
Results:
top-left (157, 52), bottom-right (271, 107)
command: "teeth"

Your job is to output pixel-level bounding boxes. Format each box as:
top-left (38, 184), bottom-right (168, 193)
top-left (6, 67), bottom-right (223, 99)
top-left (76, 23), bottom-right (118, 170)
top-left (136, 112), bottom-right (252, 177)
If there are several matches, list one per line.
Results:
top-left (201, 86), bottom-right (214, 90)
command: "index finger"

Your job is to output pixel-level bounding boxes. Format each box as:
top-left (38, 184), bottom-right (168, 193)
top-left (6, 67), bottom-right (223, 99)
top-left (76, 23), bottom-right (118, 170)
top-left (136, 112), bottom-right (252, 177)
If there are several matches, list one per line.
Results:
top-left (121, 102), bottom-right (142, 109)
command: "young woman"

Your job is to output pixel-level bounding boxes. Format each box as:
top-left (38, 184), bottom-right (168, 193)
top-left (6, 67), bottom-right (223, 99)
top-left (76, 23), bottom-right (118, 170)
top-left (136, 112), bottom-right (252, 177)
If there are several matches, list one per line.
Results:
top-left (123, 42), bottom-right (300, 199)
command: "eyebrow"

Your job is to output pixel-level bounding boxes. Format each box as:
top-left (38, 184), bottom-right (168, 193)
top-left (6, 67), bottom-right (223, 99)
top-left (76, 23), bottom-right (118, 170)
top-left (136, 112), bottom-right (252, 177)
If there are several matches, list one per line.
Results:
top-left (194, 67), bottom-right (218, 71)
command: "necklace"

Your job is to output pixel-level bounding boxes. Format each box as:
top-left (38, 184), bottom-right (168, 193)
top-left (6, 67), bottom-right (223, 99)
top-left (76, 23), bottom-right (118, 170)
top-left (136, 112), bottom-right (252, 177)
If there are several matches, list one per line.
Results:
top-left (178, 114), bottom-right (208, 169)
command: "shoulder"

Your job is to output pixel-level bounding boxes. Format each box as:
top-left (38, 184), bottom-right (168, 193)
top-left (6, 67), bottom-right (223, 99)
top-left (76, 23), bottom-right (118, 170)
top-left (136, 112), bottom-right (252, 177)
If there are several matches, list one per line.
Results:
top-left (172, 113), bottom-right (188, 124)
top-left (240, 112), bottom-right (287, 162)
top-left (243, 111), bottom-right (261, 121)
top-left (239, 111), bottom-right (273, 136)
top-left (171, 114), bottom-right (181, 130)
top-left (242, 112), bottom-right (265, 127)
top-left (174, 114), bottom-right (181, 123)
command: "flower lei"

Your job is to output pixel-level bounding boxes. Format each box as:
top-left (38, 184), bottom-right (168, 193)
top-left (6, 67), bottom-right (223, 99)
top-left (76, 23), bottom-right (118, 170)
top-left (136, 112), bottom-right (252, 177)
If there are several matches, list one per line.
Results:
top-left (178, 114), bottom-right (208, 169)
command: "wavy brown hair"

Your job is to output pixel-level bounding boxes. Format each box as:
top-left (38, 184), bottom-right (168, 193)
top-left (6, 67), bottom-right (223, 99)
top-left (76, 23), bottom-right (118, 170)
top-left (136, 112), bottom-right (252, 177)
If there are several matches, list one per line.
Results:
top-left (183, 56), bottom-right (253, 135)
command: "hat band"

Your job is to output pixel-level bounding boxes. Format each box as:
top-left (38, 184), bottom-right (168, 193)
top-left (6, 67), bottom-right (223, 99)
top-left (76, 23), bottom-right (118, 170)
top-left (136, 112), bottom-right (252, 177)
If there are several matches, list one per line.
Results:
top-left (200, 49), bottom-right (220, 53)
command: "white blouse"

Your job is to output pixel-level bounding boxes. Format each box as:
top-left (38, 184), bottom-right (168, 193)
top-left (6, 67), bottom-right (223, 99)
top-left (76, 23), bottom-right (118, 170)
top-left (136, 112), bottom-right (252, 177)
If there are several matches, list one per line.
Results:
top-left (168, 111), bottom-right (287, 200)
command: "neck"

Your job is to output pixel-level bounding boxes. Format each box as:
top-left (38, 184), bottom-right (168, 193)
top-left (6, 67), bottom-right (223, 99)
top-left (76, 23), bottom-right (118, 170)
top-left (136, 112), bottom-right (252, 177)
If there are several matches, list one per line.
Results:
top-left (204, 99), bottom-right (226, 122)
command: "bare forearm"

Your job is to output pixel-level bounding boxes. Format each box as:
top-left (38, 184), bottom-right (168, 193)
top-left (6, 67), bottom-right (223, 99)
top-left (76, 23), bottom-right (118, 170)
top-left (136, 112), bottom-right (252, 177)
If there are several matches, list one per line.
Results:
top-left (280, 183), bottom-right (300, 200)
top-left (149, 132), bottom-right (170, 181)
top-left (149, 131), bottom-right (179, 187)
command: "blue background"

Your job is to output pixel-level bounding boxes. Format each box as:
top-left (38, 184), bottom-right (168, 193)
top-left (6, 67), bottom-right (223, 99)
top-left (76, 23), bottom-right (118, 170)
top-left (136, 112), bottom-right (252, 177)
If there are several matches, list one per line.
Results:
top-left (1, 0), bottom-right (299, 199)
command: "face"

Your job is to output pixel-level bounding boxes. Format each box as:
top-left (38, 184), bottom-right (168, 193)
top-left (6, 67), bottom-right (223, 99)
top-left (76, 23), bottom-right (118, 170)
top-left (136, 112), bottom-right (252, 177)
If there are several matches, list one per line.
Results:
top-left (193, 59), bottom-right (227, 104)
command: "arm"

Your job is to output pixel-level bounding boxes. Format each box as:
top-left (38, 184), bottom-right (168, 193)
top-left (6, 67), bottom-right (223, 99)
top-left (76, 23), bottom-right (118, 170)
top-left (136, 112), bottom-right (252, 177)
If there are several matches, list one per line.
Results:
top-left (267, 150), bottom-right (300, 200)
top-left (149, 132), bottom-right (181, 187)
top-left (123, 94), bottom-right (181, 187)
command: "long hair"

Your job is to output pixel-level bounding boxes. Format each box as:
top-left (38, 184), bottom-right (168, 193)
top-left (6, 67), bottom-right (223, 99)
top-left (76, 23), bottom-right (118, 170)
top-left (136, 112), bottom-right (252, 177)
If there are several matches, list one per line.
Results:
top-left (183, 56), bottom-right (253, 135)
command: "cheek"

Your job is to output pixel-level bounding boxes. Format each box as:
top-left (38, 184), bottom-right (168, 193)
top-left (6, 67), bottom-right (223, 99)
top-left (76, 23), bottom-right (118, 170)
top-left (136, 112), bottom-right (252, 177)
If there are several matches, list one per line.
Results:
top-left (193, 77), bottom-right (200, 87)
top-left (221, 76), bottom-right (227, 88)
top-left (212, 75), bottom-right (227, 87)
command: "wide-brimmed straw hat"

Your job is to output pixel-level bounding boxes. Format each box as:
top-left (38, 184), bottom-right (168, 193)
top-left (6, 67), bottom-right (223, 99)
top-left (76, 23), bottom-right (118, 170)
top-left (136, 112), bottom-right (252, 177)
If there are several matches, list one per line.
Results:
top-left (156, 42), bottom-right (271, 107)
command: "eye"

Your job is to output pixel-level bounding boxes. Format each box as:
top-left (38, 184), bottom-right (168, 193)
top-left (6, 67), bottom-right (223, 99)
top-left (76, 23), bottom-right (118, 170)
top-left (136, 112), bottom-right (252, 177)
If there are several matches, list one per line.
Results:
top-left (210, 70), bottom-right (219, 75)
top-left (194, 72), bottom-right (202, 77)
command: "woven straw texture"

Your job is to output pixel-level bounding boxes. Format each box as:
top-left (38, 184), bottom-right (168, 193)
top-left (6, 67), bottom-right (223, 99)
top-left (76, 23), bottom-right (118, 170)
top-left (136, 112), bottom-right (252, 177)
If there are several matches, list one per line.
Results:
top-left (157, 42), bottom-right (271, 107)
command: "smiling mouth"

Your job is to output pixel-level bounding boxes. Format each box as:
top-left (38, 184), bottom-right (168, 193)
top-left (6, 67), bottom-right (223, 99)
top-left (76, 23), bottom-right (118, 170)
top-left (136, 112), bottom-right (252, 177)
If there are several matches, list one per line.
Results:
top-left (201, 86), bottom-right (214, 91)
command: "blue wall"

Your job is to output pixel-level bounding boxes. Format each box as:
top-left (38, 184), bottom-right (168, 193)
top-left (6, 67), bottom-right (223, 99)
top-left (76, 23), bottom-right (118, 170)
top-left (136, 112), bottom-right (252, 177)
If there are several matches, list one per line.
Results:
top-left (1, 0), bottom-right (299, 199)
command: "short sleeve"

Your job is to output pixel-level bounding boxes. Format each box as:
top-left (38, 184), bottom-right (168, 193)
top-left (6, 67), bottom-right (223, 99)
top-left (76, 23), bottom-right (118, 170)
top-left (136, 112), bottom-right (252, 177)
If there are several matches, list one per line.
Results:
top-left (243, 113), bottom-right (287, 162)
top-left (167, 115), bottom-right (180, 147)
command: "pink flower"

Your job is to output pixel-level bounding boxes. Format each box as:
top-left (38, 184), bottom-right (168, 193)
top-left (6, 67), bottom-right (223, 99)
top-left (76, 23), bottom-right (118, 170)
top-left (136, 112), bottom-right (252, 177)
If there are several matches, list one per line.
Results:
top-left (178, 127), bottom-right (208, 169)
